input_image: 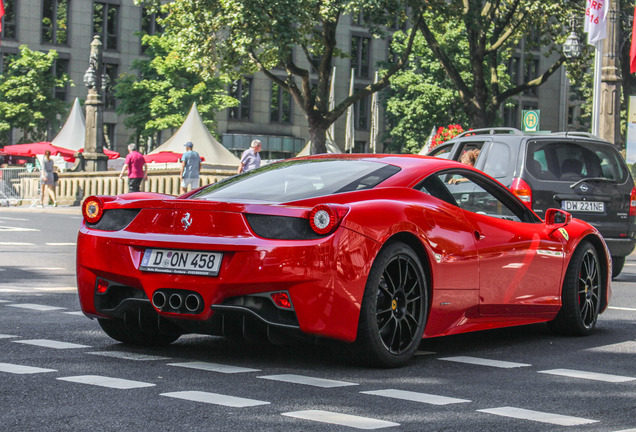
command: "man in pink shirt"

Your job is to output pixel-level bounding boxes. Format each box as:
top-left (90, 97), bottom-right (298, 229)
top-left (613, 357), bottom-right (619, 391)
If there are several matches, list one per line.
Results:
top-left (119, 143), bottom-right (147, 192)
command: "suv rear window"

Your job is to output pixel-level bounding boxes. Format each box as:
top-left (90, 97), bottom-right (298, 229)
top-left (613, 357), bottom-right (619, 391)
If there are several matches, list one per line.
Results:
top-left (526, 141), bottom-right (627, 183)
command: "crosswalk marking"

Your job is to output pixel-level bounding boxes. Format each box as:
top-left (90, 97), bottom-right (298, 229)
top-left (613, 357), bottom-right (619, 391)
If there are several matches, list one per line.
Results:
top-left (88, 351), bottom-right (170, 361)
top-left (6, 303), bottom-right (66, 311)
top-left (282, 410), bottom-right (400, 429)
top-left (361, 389), bottom-right (470, 405)
top-left (14, 339), bottom-right (90, 349)
top-left (161, 391), bottom-right (269, 407)
top-left (58, 375), bottom-right (155, 389)
top-left (538, 368), bottom-right (636, 383)
top-left (439, 356), bottom-right (530, 368)
top-left (167, 361), bottom-right (259, 374)
top-left (477, 406), bottom-right (598, 426)
top-left (0, 362), bottom-right (57, 374)
top-left (258, 374), bottom-right (357, 388)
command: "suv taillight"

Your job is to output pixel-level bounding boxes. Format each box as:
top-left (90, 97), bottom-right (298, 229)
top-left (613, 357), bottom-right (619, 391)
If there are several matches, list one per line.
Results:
top-left (630, 187), bottom-right (636, 216)
top-left (511, 177), bottom-right (532, 209)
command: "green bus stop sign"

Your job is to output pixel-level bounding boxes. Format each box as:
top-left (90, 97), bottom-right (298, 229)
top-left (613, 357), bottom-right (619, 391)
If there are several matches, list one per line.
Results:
top-left (522, 110), bottom-right (540, 132)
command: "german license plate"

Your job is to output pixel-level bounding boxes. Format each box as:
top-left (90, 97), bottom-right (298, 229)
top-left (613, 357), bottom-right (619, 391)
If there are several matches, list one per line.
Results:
top-left (562, 200), bottom-right (605, 213)
top-left (140, 249), bottom-right (222, 276)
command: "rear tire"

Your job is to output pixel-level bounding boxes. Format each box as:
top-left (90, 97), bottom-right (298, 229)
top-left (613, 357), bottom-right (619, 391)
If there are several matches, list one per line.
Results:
top-left (351, 242), bottom-right (428, 368)
top-left (548, 241), bottom-right (601, 336)
top-left (98, 309), bottom-right (180, 346)
top-left (611, 256), bottom-right (625, 279)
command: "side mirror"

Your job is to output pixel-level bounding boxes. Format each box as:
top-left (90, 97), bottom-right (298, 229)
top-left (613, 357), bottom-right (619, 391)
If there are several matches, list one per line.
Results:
top-left (545, 208), bottom-right (571, 231)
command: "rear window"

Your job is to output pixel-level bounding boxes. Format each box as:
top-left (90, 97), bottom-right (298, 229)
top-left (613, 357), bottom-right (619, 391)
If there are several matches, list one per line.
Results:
top-left (191, 159), bottom-right (401, 203)
top-left (526, 140), bottom-right (628, 183)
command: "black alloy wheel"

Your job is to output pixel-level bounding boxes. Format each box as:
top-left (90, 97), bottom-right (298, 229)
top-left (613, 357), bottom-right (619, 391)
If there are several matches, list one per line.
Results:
top-left (549, 241), bottom-right (602, 335)
top-left (352, 242), bottom-right (428, 367)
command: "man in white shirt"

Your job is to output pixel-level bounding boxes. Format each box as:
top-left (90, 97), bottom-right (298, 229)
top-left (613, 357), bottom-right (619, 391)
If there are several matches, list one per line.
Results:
top-left (238, 139), bottom-right (262, 173)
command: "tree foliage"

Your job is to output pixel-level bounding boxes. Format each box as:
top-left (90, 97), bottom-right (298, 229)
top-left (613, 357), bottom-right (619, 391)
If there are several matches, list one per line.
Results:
top-left (114, 33), bottom-right (237, 151)
top-left (137, 0), bottom-right (418, 154)
top-left (0, 46), bottom-right (72, 144)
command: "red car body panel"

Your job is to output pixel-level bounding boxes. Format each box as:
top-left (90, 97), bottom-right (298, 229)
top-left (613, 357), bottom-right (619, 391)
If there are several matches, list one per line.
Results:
top-left (76, 155), bottom-right (612, 344)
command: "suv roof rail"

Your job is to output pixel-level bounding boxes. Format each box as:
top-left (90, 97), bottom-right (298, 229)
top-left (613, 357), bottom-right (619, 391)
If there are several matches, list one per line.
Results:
top-left (550, 131), bottom-right (599, 139)
top-left (455, 127), bottom-right (523, 138)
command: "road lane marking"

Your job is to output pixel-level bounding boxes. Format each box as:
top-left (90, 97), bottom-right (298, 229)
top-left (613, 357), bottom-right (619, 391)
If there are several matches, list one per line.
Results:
top-left (0, 362), bottom-right (57, 374)
top-left (361, 389), bottom-right (470, 405)
top-left (161, 391), bottom-right (269, 407)
top-left (32, 267), bottom-right (66, 270)
top-left (0, 334), bottom-right (17, 338)
top-left (35, 287), bottom-right (77, 292)
top-left (0, 217), bottom-right (28, 221)
top-left (14, 339), bottom-right (90, 349)
top-left (608, 306), bottom-right (636, 312)
top-left (0, 300), bottom-right (10, 302)
top-left (439, 356), bottom-right (531, 368)
top-left (167, 361), bottom-right (259, 374)
top-left (477, 406), bottom-right (598, 426)
top-left (45, 242), bottom-right (76, 246)
top-left (0, 242), bottom-right (35, 246)
top-left (415, 350), bottom-right (436, 356)
top-left (538, 368), bottom-right (635, 383)
top-left (88, 351), bottom-right (170, 361)
top-left (58, 375), bottom-right (155, 389)
top-left (6, 303), bottom-right (66, 311)
top-left (0, 226), bottom-right (39, 232)
top-left (64, 311), bottom-right (85, 316)
top-left (0, 289), bottom-right (19, 292)
top-left (258, 374), bottom-right (358, 388)
top-left (282, 410), bottom-right (399, 429)
top-left (586, 341), bottom-right (636, 353)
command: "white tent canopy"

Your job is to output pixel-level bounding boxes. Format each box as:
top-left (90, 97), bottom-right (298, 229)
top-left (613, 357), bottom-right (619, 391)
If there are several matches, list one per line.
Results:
top-left (296, 139), bottom-right (342, 157)
top-left (150, 103), bottom-right (239, 168)
top-left (52, 97), bottom-right (85, 151)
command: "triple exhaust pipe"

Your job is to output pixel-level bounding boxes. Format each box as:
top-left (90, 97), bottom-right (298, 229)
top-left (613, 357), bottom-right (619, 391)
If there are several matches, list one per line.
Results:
top-left (152, 290), bottom-right (203, 314)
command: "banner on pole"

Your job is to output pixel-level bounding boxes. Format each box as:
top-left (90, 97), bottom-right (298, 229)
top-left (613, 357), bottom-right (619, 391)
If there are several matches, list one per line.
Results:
top-left (626, 96), bottom-right (636, 165)
top-left (584, 0), bottom-right (608, 45)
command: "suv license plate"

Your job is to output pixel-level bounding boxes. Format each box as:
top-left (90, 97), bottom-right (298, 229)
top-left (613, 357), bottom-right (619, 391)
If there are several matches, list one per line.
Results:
top-left (562, 200), bottom-right (605, 213)
top-left (140, 249), bottom-right (222, 276)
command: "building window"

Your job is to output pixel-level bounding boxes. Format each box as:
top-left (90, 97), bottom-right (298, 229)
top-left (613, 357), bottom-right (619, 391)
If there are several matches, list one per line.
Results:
top-left (53, 57), bottom-right (69, 101)
top-left (103, 62), bottom-right (118, 110)
top-left (351, 36), bottom-right (371, 79)
top-left (1, 0), bottom-right (17, 40)
top-left (508, 56), bottom-right (520, 86)
top-left (503, 101), bottom-right (519, 129)
top-left (355, 91), bottom-right (369, 130)
top-left (42, 0), bottom-right (69, 45)
top-left (229, 78), bottom-right (252, 121)
top-left (270, 83), bottom-right (292, 124)
top-left (354, 140), bottom-right (366, 153)
top-left (93, 2), bottom-right (119, 51)
top-left (523, 57), bottom-right (539, 96)
top-left (103, 123), bottom-right (116, 150)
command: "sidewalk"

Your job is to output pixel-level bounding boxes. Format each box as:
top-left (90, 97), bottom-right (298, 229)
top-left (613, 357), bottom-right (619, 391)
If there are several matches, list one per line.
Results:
top-left (0, 204), bottom-right (81, 215)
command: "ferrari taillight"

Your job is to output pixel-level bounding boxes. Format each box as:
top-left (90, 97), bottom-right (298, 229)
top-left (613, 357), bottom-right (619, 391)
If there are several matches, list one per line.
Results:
top-left (271, 292), bottom-right (292, 309)
top-left (82, 196), bottom-right (104, 224)
top-left (308, 204), bottom-right (349, 235)
top-left (630, 186), bottom-right (636, 216)
top-left (510, 177), bottom-right (532, 209)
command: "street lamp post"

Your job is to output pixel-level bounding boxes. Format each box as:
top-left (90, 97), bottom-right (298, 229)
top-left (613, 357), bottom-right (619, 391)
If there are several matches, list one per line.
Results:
top-left (82, 35), bottom-right (108, 172)
top-left (600, 0), bottom-right (622, 148)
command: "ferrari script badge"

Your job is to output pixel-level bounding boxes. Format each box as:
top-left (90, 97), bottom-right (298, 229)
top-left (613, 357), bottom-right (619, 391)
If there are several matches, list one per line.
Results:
top-left (181, 212), bottom-right (192, 230)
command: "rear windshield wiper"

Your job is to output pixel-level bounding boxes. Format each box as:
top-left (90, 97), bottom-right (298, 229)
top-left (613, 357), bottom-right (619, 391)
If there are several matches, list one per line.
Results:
top-left (569, 177), bottom-right (617, 189)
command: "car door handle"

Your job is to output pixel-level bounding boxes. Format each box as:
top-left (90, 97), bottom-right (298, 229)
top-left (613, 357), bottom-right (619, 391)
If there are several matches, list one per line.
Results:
top-left (474, 231), bottom-right (484, 240)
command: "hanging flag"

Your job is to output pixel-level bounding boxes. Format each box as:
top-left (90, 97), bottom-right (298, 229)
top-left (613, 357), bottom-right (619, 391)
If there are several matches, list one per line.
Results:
top-left (369, 72), bottom-right (379, 154)
top-left (631, 4), bottom-right (636, 73)
top-left (345, 69), bottom-right (355, 153)
top-left (583, 0), bottom-right (608, 45)
top-left (326, 66), bottom-right (336, 144)
top-left (0, 0), bottom-right (5, 35)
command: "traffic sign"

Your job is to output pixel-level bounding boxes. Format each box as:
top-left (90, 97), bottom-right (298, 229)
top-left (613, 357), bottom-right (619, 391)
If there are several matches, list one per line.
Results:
top-left (522, 110), bottom-right (540, 132)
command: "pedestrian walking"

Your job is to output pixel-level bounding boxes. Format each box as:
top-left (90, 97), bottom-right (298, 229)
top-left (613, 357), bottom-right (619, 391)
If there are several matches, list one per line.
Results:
top-left (180, 141), bottom-right (201, 194)
top-left (119, 143), bottom-right (147, 192)
top-left (39, 150), bottom-right (57, 207)
top-left (238, 139), bottom-right (262, 174)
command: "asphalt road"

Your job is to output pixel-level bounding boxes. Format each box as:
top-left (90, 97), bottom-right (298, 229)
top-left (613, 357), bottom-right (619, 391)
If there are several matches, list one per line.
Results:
top-left (0, 206), bottom-right (635, 432)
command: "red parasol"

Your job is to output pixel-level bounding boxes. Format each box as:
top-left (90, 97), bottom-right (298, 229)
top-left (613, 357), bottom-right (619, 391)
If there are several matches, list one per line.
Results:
top-left (144, 152), bottom-right (205, 163)
top-left (75, 147), bottom-right (121, 160)
top-left (1, 142), bottom-right (77, 159)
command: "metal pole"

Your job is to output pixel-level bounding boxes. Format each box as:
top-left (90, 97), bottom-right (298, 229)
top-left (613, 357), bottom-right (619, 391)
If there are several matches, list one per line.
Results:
top-left (592, 41), bottom-right (603, 137)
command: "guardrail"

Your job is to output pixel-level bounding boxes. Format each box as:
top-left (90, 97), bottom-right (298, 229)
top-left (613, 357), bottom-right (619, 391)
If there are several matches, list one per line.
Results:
top-left (0, 167), bottom-right (236, 207)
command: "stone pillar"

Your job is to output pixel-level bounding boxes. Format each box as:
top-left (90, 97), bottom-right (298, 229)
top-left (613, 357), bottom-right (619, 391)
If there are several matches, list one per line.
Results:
top-left (83, 35), bottom-right (109, 171)
top-left (600, 0), bottom-right (622, 147)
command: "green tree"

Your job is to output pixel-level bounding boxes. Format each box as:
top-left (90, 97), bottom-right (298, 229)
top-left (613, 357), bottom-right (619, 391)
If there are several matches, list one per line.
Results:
top-left (401, 1), bottom-right (579, 131)
top-left (0, 45), bottom-right (72, 144)
top-left (137, 0), bottom-right (419, 154)
top-left (115, 33), bottom-right (237, 151)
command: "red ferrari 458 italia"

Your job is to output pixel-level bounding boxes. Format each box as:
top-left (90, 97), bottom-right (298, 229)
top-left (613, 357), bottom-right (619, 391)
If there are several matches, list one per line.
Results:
top-left (76, 154), bottom-right (611, 367)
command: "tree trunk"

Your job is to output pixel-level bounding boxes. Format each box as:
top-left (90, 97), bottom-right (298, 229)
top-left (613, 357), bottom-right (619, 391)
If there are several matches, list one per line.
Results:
top-left (308, 114), bottom-right (328, 154)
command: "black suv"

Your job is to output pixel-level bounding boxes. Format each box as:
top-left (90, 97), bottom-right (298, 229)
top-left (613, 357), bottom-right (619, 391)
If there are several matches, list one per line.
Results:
top-left (427, 127), bottom-right (636, 277)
